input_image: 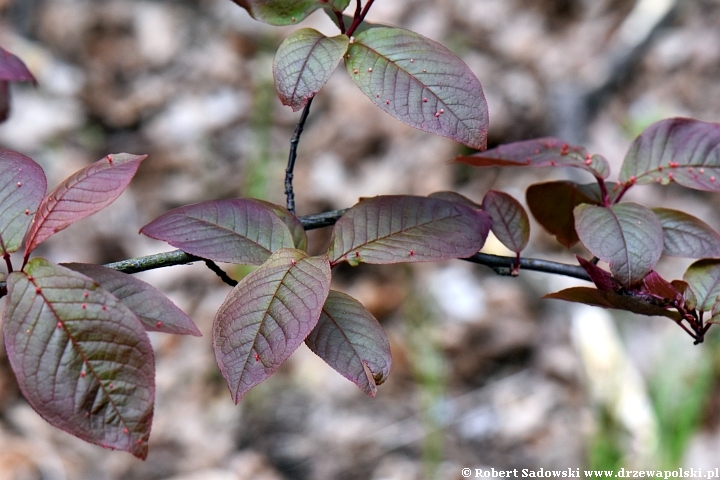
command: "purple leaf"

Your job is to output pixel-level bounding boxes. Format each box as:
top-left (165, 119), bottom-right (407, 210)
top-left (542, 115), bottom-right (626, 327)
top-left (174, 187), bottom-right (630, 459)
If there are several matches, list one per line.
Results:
top-left (24, 154), bottom-right (146, 256)
top-left (544, 287), bottom-right (681, 320)
top-left (230, 0), bottom-right (350, 26)
top-left (306, 290), bottom-right (391, 397)
top-left (482, 190), bottom-right (529, 254)
top-left (671, 279), bottom-right (697, 310)
top-left (651, 207), bottom-right (720, 258)
top-left (456, 138), bottom-right (610, 179)
top-left (3, 259), bottom-right (154, 459)
top-left (141, 199), bottom-right (296, 265)
top-left (576, 255), bottom-right (620, 292)
top-left (0, 150), bottom-right (46, 255)
top-left (574, 203), bottom-right (663, 287)
top-left (641, 271), bottom-right (682, 304)
top-left (346, 27), bottom-right (488, 150)
top-left (683, 259), bottom-right (720, 311)
top-left (427, 191), bottom-right (481, 210)
top-left (327, 195), bottom-right (491, 266)
top-left (273, 29), bottom-right (348, 112)
top-left (619, 118), bottom-right (720, 190)
top-left (526, 181), bottom-right (603, 248)
top-left (64, 263), bottom-right (201, 336)
top-left (249, 199), bottom-right (307, 251)
top-left (213, 249), bottom-right (331, 403)
top-left (0, 47), bottom-right (36, 83)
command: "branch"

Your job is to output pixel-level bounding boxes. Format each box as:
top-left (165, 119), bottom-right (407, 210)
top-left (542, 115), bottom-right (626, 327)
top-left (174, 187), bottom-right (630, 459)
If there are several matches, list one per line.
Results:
top-left (285, 97), bottom-right (314, 214)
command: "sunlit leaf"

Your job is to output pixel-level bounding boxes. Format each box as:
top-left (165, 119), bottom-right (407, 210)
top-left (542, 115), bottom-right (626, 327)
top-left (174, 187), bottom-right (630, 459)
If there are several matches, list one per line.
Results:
top-left (230, 0), bottom-right (350, 26)
top-left (683, 259), bottom-right (720, 311)
top-left (3, 259), bottom-right (154, 459)
top-left (140, 198), bottom-right (296, 265)
top-left (544, 287), bottom-right (681, 320)
top-left (456, 138), bottom-right (610, 179)
top-left (574, 203), bottom-right (663, 287)
top-left (526, 181), bottom-right (603, 248)
top-left (619, 118), bottom-right (720, 190)
top-left (273, 29), bottom-right (348, 112)
top-left (482, 190), bottom-right (529, 254)
top-left (24, 154), bottom-right (146, 256)
top-left (346, 27), bottom-right (488, 150)
top-left (64, 263), bottom-right (201, 336)
top-left (652, 207), bottom-right (720, 258)
top-left (306, 290), bottom-right (391, 397)
top-left (328, 195), bottom-right (491, 266)
top-left (213, 249), bottom-right (331, 403)
top-left (0, 150), bottom-right (46, 254)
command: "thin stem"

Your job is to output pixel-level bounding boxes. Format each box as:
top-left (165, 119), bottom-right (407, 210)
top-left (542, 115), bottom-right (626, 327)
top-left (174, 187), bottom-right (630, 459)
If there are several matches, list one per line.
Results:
top-left (347, 0), bottom-right (375, 37)
top-left (334, 10), bottom-right (346, 34)
top-left (204, 260), bottom-right (238, 287)
top-left (3, 252), bottom-right (12, 274)
top-left (596, 176), bottom-right (610, 207)
top-left (285, 96), bottom-right (314, 214)
top-left (613, 182), bottom-right (633, 204)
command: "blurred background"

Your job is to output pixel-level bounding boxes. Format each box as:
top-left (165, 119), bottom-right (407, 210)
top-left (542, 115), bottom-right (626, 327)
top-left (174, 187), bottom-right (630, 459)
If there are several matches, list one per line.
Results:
top-left (1, 0), bottom-right (720, 478)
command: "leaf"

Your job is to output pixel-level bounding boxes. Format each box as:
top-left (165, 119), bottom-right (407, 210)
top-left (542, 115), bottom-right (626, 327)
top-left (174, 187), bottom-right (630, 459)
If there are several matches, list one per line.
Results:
top-left (273, 29), bottom-right (349, 112)
top-left (574, 203), bottom-right (663, 287)
top-left (651, 207), bottom-right (720, 258)
top-left (305, 290), bottom-right (391, 397)
top-left (249, 199), bottom-right (308, 251)
top-left (0, 150), bottom-right (47, 255)
top-left (0, 47), bottom-right (36, 83)
top-left (576, 256), bottom-right (619, 292)
top-left (328, 195), bottom-right (491, 266)
top-left (3, 259), bottom-right (154, 459)
top-left (140, 198), bottom-right (296, 265)
top-left (683, 259), bottom-right (720, 311)
top-left (672, 279), bottom-right (697, 310)
top-left (345, 27), bottom-right (488, 150)
top-left (231, 0), bottom-right (350, 26)
top-left (482, 190), bottom-right (529, 254)
top-left (544, 287), bottom-right (681, 320)
top-left (526, 181), bottom-right (603, 248)
top-left (24, 153), bottom-right (146, 256)
top-left (213, 249), bottom-right (331, 403)
top-left (63, 263), bottom-right (201, 337)
top-left (456, 138), bottom-right (610, 179)
top-left (641, 271), bottom-right (682, 304)
top-left (619, 118), bottom-right (720, 190)
top-left (427, 191), bottom-right (481, 210)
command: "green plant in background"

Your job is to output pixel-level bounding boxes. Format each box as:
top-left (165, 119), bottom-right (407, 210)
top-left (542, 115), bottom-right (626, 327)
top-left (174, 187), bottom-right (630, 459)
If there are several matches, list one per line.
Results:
top-left (2, 0), bottom-right (720, 463)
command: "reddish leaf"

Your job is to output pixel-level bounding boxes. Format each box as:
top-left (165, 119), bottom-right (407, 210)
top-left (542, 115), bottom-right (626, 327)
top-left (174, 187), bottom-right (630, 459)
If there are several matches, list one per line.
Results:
top-left (328, 195), bottom-right (491, 266)
top-left (652, 207), bottom-right (720, 258)
top-left (250, 199), bottom-right (307, 251)
top-left (456, 138), bottom-right (610, 179)
top-left (526, 181), bottom-right (603, 248)
top-left (273, 29), bottom-right (348, 112)
top-left (231, 0), bottom-right (350, 26)
top-left (213, 249), bottom-right (331, 403)
top-left (574, 203), bottom-right (663, 287)
top-left (671, 280), bottom-right (697, 310)
top-left (64, 263), bottom-right (201, 336)
top-left (576, 256), bottom-right (619, 292)
top-left (346, 27), bottom-right (488, 150)
top-left (427, 191), bottom-right (481, 210)
top-left (0, 150), bottom-right (46, 255)
top-left (683, 259), bottom-right (720, 311)
top-left (3, 259), bottom-right (154, 459)
top-left (544, 287), bottom-right (681, 320)
top-left (24, 154), bottom-right (146, 256)
top-left (641, 271), bottom-right (682, 304)
top-left (619, 118), bottom-right (720, 190)
top-left (482, 190), bottom-right (529, 254)
top-left (0, 47), bottom-right (36, 83)
top-left (141, 198), bottom-right (296, 265)
top-left (306, 290), bottom-right (391, 397)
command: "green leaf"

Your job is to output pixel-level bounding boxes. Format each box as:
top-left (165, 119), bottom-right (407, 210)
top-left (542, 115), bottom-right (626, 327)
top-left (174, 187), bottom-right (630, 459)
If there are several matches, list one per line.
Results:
top-left (213, 249), bottom-right (331, 403)
top-left (652, 207), bottom-right (720, 258)
top-left (230, 0), bottom-right (350, 26)
top-left (327, 195), bottom-right (491, 266)
top-left (544, 287), bottom-right (681, 320)
top-left (574, 203), bottom-right (663, 287)
top-left (683, 259), bottom-right (720, 311)
top-left (306, 290), bottom-right (391, 397)
top-left (273, 29), bottom-right (349, 112)
top-left (249, 199), bottom-right (308, 251)
top-left (345, 27), bottom-right (488, 150)
top-left (482, 190), bottom-right (529, 254)
top-left (3, 259), bottom-right (154, 459)
top-left (619, 117), bottom-right (720, 190)
top-left (140, 198), bottom-right (296, 265)
top-left (526, 181), bottom-right (603, 248)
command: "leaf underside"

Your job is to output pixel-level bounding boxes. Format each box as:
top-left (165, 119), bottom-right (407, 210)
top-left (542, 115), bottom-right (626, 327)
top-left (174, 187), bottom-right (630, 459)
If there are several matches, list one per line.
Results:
top-left (684, 259), bottom-right (720, 311)
top-left (328, 195), bottom-right (491, 266)
top-left (346, 26), bottom-right (488, 150)
top-left (3, 259), bottom-right (155, 459)
top-left (231, 0), bottom-right (350, 26)
top-left (213, 249), bottom-right (331, 403)
top-left (544, 287), bottom-right (681, 320)
top-left (306, 290), bottom-right (391, 396)
top-left (482, 190), bottom-right (529, 254)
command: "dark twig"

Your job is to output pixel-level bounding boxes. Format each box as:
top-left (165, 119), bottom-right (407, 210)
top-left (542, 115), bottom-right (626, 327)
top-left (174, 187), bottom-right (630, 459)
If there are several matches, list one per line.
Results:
top-left (347, 0), bottom-right (375, 37)
top-left (466, 252), bottom-right (591, 282)
top-left (334, 10), bottom-right (346, 34)
top-left (285, 97), bottom-right (314, 214)
top-left (203, 260), bottom-right (238, 287)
